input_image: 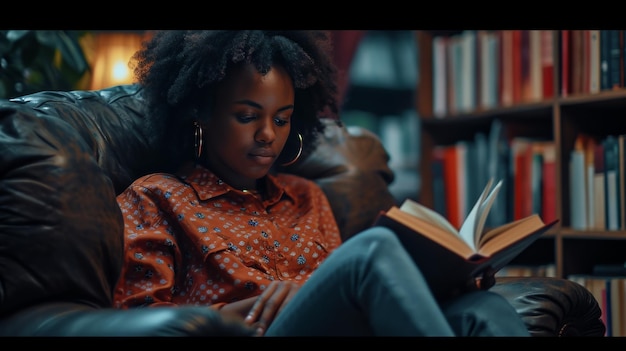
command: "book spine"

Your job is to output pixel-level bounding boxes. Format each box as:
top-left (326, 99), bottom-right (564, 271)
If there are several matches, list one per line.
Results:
top-left (617, 134), bottom-right (626, 230)
top-left (600, 30), bottom-right (611, 91)
top-left (528, 30), bottom-right (543, 102)
top-left (593, 141), bottom-right (606, 230)
top-left (561, 30), bottom-right (571, 97)
top-left (432, 146), bottom-right (447, 216)
top-left (571, 30), bottom-right (584, 95)
top-left (500, 30), bottom-right (514, 106)
top-left (604, 135), bottom-right (620, 230)
top-left (608, 30), bottom-right (621, 90)
top-left (443, 144), bottom-right (461, 229)
top-left (541, 30), bottom-right (555, 99)
top-left (541, 142), bottom-right (558, 224)
top-left (432, 36), bottom-right (448, 118)
top-left (590, 30), bottom-right (601, 94)
top-left (512, 30), bottom-right (523, 104)
top-left (570, 135), bottom-right (587, 229)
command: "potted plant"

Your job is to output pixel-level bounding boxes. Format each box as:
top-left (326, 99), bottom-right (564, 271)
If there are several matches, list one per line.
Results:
top-left (0, 30), bottom-right (90, 99)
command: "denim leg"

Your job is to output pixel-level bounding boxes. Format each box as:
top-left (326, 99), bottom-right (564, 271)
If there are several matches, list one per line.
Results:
top-left (441, 290), bottom-right (530, 336)
top-left (265, 226), bottom-right (456, 336)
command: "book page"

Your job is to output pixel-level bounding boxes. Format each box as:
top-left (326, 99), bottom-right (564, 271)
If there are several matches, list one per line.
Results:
top-left (478, 214), bottom-right (546, 256)
top-left (458, 178), bottom-right (501, 251)
top-left (399, 199), bottom-right (459, 235)
top-left (383, 207), bottom-right (475, 259)
top-left (473, 179), bottom-right (503, 247)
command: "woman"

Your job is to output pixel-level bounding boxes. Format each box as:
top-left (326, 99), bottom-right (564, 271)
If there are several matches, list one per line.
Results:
top-left (114, 30), bottom-right (529, 336)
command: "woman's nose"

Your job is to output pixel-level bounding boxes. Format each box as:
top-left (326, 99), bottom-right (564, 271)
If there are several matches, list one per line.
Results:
top-left (255, 120), bottom-right (276, 144)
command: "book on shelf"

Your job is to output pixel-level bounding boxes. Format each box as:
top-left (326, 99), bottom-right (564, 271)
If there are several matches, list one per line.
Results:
top-left (510, 138), bottom-right (534, 221)
top-left (600, 30), bottom-right (612, 91)
top-left (571, 30), bottom-right (584, 95)
top-left (540, 30), bottom-right (555, 99)
top-left (459, 30), bottom-right (477, 113)
top-left (432, 35), bottom-right (448, 118)
top-left (561, 30), bottom-right (571, 97)
top-left (569, 135), bottom-right (587, 230)
top-left (519, 30), bottom-right (531, 102)
top-left (589, 30), bottom-right (601, 94)
top-left (374, 178), bottom-right (557, 299)
top-left (500, 30), bottom-right (514, 107)
top-left (512, 30), bottom-right (523, 104)
top-left (618, 134), bottom-right (626, 230)
top-left (528, 30), bottom-right (542, 102)
top-left (540, 141), bottom-right (557, 224)
top-left (593, 141), bottom-right (606, 230)
top-left (607, 30), bottom-right (622, 90)
top-left (478, 30), bottom-right (499, 110)
top-left (584, 136), bottom-right (597, 229)
top-left (604, 135), bottom-right (621, 230)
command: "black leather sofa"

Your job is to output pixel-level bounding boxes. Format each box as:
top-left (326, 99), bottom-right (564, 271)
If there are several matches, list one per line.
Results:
top-left (0, 84), bottom-right (606, 336)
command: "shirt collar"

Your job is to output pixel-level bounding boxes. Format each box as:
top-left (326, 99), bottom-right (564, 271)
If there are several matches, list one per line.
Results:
top-left (180, 165), bottom-right (295, 204)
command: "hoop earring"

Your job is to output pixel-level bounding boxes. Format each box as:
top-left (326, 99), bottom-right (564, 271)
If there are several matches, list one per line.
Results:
top-left (280, 133), bottom-right (303, 167)
top-left (193, 121), bottom-right (203, 161)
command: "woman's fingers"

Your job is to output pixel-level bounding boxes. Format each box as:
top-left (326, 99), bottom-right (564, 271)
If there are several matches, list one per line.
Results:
top-left (244, 281), bottom-right (299, 335)
top-left (245, 282), bottom-right (278, 324)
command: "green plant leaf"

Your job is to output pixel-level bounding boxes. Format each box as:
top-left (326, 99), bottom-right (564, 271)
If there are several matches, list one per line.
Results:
top-left (35, 31), bottom-right (88, 73)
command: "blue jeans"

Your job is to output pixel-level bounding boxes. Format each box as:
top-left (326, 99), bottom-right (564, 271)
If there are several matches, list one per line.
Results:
top-left (264, 226), bottom-right (530, 336)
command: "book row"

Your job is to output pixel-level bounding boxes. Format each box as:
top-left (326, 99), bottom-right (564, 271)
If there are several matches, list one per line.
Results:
top-left (428, 30), bottom-right (626, 119)
top-left (430, 120), bottom-right (556, 229)
top-left (569, 134), bottom-right (626, 231)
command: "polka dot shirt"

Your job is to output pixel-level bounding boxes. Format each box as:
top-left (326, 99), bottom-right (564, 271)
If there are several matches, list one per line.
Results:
top-left (113, 165), bottom-right (342, 309)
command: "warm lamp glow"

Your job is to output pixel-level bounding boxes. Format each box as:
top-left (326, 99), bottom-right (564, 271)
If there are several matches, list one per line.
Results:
top-left (90, 32), bottom-right (149, 90)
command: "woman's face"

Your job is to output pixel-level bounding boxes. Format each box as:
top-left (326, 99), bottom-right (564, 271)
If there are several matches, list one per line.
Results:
top-left (204, 63), bottom-right (295, 190)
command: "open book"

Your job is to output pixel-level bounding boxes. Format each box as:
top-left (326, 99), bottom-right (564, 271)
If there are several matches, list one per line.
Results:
top-left (373, 178), bottom-right (558, 299)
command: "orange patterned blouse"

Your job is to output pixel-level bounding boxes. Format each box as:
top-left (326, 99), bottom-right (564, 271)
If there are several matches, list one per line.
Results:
top-left (113, 165), bottom-right (342, 309)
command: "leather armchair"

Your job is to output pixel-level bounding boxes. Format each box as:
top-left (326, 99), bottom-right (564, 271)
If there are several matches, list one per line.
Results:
top-left (0, 84), bottom-right (605, 336)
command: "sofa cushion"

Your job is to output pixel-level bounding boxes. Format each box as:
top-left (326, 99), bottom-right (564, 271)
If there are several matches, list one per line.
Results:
top-left (0, 103), bottom-right (123, 315)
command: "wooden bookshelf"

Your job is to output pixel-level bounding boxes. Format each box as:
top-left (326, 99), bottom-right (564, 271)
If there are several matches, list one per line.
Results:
top-left (415, 29), bottom-right (626, 284)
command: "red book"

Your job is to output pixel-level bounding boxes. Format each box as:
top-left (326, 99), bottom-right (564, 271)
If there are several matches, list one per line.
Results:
top-left (541, 142), bottom-right (557, 223)
top-left (561, 30), bottom-right (571, 97)
top-left (511, 138), bottom-right (532, 220)
top-left (512, 30), bottom-right (523, 104)
top-left (541, 30), bottom-right (555, 99)
top-left (442, 144), bottom-right (461, 229)
top-left (520, 30), bottom-right (531, 102)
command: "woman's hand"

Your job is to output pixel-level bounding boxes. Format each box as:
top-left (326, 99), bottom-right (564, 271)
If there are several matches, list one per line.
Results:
top-left (475, 266), bottom-right (497, 290)
top-left (244, 280), bottom-right (301, 336)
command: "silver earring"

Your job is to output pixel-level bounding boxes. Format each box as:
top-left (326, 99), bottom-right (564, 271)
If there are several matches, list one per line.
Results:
top-left (281, 133), bottom-right (303, 167)
top-left (193, 121), bottom-right (203, 161)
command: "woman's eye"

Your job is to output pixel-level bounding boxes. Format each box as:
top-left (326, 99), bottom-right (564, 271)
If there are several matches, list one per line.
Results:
top-left (236, 114), bottom-right (256, 123)
top-left (274, 118), bottom-right (288, 127)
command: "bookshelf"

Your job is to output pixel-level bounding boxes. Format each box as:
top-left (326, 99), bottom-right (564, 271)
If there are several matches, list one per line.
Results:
top-left (415, 30), bottom-right (626, 336)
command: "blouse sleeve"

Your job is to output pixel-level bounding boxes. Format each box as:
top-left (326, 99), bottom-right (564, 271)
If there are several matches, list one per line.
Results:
top-left (310, 180), bottom-right (343, 252)
top-left (113, 184), bottom-right (183, 308)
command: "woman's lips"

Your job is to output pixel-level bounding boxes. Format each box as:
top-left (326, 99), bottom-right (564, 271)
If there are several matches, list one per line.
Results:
top-left (249, 151), bottom-right (276, 165)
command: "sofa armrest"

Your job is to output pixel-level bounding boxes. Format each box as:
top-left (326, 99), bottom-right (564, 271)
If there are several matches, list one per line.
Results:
top-left (490, 276), bottom-right (606, 336)
top-left (0, 302), bottom-right (254, 336)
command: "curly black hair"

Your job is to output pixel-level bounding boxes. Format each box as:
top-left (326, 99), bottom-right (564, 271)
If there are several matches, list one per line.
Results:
top-left (132, 30), bottom-right (339, 170)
